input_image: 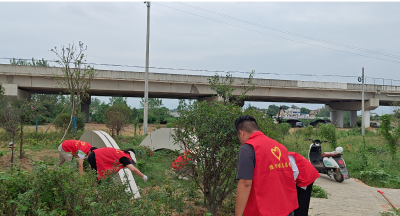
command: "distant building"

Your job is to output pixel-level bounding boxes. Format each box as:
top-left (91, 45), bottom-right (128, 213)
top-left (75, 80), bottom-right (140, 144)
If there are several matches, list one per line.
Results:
top-left (284, 108), bottom-right (300, 117)
top-left (309, 109), bottom-right (321, 117)
top-left (170, 112), bottom-right (180, 117)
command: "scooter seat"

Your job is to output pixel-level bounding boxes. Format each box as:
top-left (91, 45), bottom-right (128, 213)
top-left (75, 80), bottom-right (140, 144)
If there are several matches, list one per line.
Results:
top-left (322, 152), bottom-right (340, 158)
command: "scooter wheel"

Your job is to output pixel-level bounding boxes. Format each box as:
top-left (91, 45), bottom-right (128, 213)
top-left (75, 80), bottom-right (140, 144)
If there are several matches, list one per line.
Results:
top-left (334, 170), bottom-right (344, 183)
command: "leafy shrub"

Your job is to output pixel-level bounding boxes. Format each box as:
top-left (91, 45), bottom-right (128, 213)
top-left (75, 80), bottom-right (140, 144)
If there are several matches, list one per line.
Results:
top-left (359, 169), bottom-right (400, 189)
top-left (303, 125), bottom-right (314, 138)
top-left (104, 104), bottom-right (132, 136)
top-left (279, 123), bottom-right (291, 136)
top-left (318, 123), bottom-right (337, 149)
top-left (54, 112), bottom-right (85, 132)
top-left (165, 122), bottom-right (173, 128)
top-left (0, 162), bottom-right (188, 215)
top-left (381, 209), bottom-right (400, 216)
top-left (378, 114), bottom-right (400, 157)
top-left (311, 185), bottom-right (328, 199)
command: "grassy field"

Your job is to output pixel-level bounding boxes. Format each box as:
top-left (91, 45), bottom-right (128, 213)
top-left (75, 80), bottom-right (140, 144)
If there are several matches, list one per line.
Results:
top-left (283, 127), bottom-right (400, 189)
top-left (0, 125), bottom-right (399, 215)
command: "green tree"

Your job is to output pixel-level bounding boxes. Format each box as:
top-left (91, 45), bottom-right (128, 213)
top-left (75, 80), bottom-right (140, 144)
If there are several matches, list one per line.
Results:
top-left (291, 105), bottom-right (300, 109)
top-left (281, 105), bottom-right (290, 110)
top-left (52, 41), bottom-right (96, 140)
top-left (379, 114), bottom-right (400, 157)
top-left (90, 98), bottom-right (110, 124)
top-left (0, 94), bottom-right (20, 168)
top-left (316, 107), bottom-right (330, 118)
top-left (139, 98), bottom-right (172, 124)
top-left (246, 103), bottom-right (257, 111)
top-left (300, 107), bottom-right (310, 114)
top-left (109, 97), bottom-right (128, 106)
top-left (173, 72), bottom-right (256, 215)
top-left (31, 94), bottom-right (67, 123)
top-left (13, 100), bottom-right (34, 159)
top-left (267, 104), bottom-right (280, 116)
top-left (9, 57), bottom-right (49, 67)
top-left (207, 71), bottom-right (256, 105)
top-left (104, 104), bottom-right (132, 137)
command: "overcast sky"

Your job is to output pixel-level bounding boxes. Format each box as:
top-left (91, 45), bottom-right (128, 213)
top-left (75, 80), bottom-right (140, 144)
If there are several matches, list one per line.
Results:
top-left (1, 2), bottom-right (399, 114)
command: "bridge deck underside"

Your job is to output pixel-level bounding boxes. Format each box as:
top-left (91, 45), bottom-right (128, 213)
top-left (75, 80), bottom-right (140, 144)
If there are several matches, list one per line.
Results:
top-left (18, 86), bottom-right (395, 106)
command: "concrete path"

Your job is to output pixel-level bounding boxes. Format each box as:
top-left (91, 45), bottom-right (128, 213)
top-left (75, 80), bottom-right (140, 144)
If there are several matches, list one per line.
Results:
top-left (309, 175), bottom-right (400, 216)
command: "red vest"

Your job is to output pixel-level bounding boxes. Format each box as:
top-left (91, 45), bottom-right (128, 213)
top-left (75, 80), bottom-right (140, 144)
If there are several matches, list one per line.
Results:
top-left (288, 152), bottom-right (320, 187)
top-left (244, 132), bottom-right (298, 216)
top-left (94, 147), bottom-right (131, 179)
top-left (62, 140), bottom-right (91, 156)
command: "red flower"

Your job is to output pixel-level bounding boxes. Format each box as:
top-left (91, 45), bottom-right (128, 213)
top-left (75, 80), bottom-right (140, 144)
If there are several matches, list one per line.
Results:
top-left (150, 153), bottom-right (153, 156)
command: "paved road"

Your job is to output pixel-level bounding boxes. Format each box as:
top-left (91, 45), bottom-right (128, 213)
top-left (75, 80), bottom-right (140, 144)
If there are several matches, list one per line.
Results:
top-left (309, 175), bottom-right (400, 216)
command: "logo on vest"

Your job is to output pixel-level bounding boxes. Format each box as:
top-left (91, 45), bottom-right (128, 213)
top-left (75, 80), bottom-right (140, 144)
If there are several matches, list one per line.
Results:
top-left (271, 146), bottom-right (281, 161)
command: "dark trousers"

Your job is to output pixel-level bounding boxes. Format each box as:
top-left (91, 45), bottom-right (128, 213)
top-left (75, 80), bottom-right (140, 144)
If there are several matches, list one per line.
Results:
top-left (294, 182), bottom-right (314, 216)
top-left (88, 152), bottom-right (101, 184)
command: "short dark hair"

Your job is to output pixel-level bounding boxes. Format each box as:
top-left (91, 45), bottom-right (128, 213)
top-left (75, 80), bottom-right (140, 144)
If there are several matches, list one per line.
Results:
top-left (123, 148), bottom-right (136, 165)
top-left (123, 148), bottom-right (136, 155)
top-left (235, 115), bottom-right (260, 133)
top-left (90, 147), bottom-right (98, 152)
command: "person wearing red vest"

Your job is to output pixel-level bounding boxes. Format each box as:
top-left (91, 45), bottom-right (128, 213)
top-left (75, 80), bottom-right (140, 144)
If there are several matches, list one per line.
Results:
top-left (288, 152), bottom-right (320, 216)
top-left (235, 115), bottom-right (298, 216)
top-left (87, 147), bottom-right (148, 182)
top-left (57, 140), bottom-right (94, 175)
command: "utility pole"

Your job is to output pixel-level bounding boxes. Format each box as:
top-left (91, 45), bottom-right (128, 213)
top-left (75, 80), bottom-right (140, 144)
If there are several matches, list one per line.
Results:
top-left (361, 68), bottom-right (365, 136)
top-left (143, 1), bottom-right (151, 135)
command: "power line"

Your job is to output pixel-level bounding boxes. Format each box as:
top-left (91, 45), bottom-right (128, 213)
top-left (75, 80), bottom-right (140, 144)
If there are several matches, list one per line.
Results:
top-left (153, 2), bottom-right (400, 64)
top-left (176, 2), bottom-right (400, 59)
top-left (1, 57), bottom-right (400, 83)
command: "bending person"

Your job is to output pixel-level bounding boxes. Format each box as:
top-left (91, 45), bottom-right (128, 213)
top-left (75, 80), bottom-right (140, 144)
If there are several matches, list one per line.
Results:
top-left (288, 152), bottom-right (320, 216)
top-left (88, 147), bottom-right (148, 182)
top-left (57, 139), bottom-right (94, 175)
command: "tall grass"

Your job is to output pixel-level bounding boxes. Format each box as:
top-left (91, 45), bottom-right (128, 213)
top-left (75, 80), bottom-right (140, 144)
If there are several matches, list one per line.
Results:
top-left (284, 127), bottom-right (400, 189)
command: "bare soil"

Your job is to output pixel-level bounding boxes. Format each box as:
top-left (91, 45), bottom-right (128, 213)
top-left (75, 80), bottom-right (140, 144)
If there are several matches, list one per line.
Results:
top-left (25, 123), bottom-right (168, 136)
top-left (0, 147), bottom-right (59, 171)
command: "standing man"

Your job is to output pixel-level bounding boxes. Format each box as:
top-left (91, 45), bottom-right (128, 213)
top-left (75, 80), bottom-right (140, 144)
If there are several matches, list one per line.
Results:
top-left (288, 152), bottom-right (320, 216)
top-left (57, 139), bottom-right (93, 175)
top-left (235, 115), bottom-right (298, 216)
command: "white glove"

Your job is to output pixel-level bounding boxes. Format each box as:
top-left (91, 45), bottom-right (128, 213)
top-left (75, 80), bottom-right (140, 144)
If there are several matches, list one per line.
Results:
top-left (142, 175), bottom-right (148, 182)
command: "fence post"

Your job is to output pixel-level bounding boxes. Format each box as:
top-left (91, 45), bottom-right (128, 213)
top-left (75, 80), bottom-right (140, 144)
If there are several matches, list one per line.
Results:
top-left (73, 116), bottom-right (77, 134)
top-left (36, 116), bottom-right (38, 134)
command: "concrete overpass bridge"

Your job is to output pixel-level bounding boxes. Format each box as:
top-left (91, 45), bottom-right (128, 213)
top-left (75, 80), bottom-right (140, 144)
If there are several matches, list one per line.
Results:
top-left (1, 64), bottom-right (400, 128)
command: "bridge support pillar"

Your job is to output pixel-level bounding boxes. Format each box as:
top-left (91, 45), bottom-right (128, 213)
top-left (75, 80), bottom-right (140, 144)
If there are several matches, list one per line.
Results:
top-left (1, 83), bottom-right (31, 101)
top-left (330, 110), bottom-right (344, 128)
top-left (81, 95), bottom-right (91, 123)
top-left (350, 111), bottom-right (358, 127)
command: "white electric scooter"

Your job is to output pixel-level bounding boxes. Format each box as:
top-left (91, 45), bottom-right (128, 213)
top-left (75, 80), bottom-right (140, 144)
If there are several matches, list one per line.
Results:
top-left (306, 139), bottom-right (350, 182)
